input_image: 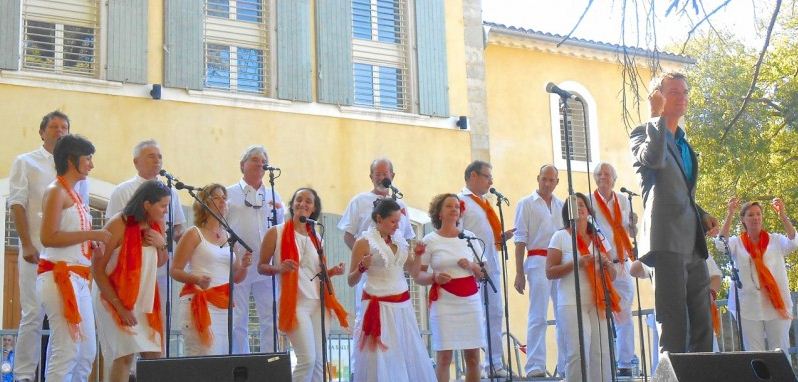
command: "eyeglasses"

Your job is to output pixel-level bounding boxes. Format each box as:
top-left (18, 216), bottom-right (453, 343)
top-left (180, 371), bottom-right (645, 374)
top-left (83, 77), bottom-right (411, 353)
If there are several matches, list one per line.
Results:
top-left (244, 189), bottom-right (266, 209)
top-left (477, 172), bottom-right (493, 181)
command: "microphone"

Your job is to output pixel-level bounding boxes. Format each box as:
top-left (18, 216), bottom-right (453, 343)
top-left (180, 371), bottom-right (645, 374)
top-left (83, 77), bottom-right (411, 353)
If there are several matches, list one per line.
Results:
top-left (159, 169), bottom-right (177, 181)
top-left (380, 178), bottom-right (404, 198)
top-left (262, 164), bottom-right (280, 171)
top-left (489, 187), bottom-right (509, 204)
top-left (298, 216), bottom-right (320, 225)
top-left (587, 215), bottom-right (606, 239)
top-left (546, 82), bottom-right (578, 100)
top-left (619, 187), bottom-right (639, 197)
top-left (457, 232), bottom-right (478, 241)
top-left (174, 182), bottom-right (202, 192)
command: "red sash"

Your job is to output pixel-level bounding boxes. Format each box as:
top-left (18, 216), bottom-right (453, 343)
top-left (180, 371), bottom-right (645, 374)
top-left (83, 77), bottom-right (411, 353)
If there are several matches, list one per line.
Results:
top-left (359, 290), bottom-right (410, 351)
top-left (429, 275), bottom-right (478, 305)
top-left (527, 249), bottom-right (547, 257)
top-left (180, 283), bottom-right (230, 347)
top-left (38, 259), bottom-right (91, 341)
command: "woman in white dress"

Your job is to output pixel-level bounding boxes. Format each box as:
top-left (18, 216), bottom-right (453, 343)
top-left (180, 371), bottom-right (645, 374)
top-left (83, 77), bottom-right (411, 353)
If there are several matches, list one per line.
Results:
top-left (348, 198), bottom-right (436, 382)
top-left (415, 193), bottom-right (485, 382)
top-left (39, 135), bottom-right (110, 381)
top-left (545, 192), bottom-right (618, 382)
top-left (170, 183), bottom-right (252, 355)
top-left (716, 197), bottom-right (797, 352)
top-left (258, 187), bottom-right (348, 382)
top-left (92, 180), bottom-right (170, 381)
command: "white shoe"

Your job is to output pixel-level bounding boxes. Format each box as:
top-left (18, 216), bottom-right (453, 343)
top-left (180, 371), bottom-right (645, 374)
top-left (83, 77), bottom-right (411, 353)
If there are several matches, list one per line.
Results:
top-left (526, 369), bottom-right (547, 378)
top-left (488, 367), bottom-right (510, 378)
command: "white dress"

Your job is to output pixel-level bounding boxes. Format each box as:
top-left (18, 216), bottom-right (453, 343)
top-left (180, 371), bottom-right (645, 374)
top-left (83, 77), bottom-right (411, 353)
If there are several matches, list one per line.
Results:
top-left (180, 226), bottom-right (232, 356)
top-left (421, 231), bottom-right (486, 351)
top-left (93, 239), bottom-right (160, 361)
top-left (352, 227), bottom-right (435, 382)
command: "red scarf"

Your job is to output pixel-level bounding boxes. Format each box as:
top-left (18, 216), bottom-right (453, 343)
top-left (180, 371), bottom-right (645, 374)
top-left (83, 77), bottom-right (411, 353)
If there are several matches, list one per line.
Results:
top-left (105, 216), bottom-right (163, 347)
top-left (467, 194), bottom-right (503, 249)
top-left (593, 190), bottom-right (634, 262)
top-left (359, 291), bottom-right (410, 351)
top-left (278, 219), bottom-right (349, 332)
top-left (428, 275), bottom-right (478, 305)
top-left (710, 290), bottom-right (720, 335)
top-left (740, 231), bottom-right (791, 319)
top-left (576, 233), bottom-right (621, 316)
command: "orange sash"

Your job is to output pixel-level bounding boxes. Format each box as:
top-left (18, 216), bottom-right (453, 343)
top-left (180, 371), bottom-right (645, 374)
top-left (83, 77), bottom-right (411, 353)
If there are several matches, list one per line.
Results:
top-left (740, 231), bottom-right (791, 319)
top-left (359, 290), bottom-right (410, 351)
top-left (593, 190), bottom-right (635, 262)
top-left (180, 283), bottom-right (230, 347)
top-left (38, 259), bottom-right (91, 341)
top-left (429, 275), bottom-right (478, 305)
top-left (278, 220), bottom-right (349, 333)
top-left (105, 216), bottom-right (163, 346)
top-left (467, 194), bottom-right (503, 249)
top-left (575, 234), bottom-right (621, 316)
top-left (710, 289), bottom-right (720, 335)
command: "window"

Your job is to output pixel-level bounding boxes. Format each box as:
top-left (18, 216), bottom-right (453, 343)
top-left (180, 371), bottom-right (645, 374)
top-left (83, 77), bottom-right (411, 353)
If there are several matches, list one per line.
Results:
top-left (352, 0), bottom-right (411, 111)
top-left (22, 0), bottom-right (100, 77)
top-left (204, 0), bottom-right (269, 94)
top-left (548, 82), bottom-right (601, 172)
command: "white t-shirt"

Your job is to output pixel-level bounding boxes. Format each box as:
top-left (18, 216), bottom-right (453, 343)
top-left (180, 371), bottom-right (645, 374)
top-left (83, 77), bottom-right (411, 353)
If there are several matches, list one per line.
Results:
top-left (421, 230), bottom-right (482, 279)
top-left (338, 191), bottom-right (414, 240)
top-left (548, 229), bottom-right (611, 306)
top-left (106, 175), bottom-right (186, 226)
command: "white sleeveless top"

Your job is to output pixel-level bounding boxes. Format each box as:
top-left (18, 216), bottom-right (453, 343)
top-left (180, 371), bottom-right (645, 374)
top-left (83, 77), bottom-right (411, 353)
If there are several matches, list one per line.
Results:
top-left (274, 223), bottom-right (321, 300)
top-left (187, 226), bottom-right (231, 287)
top-left (104, 233), bottom-right (158, 311)
top-left (362, 226), bottom-right (408, 296)
top-left (41, 204), bottom-right (91, 266)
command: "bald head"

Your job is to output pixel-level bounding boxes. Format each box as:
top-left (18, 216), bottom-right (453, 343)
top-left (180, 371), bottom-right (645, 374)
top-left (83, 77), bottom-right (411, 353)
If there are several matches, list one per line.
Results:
top-left (537, 164), bottom-right (559, 198)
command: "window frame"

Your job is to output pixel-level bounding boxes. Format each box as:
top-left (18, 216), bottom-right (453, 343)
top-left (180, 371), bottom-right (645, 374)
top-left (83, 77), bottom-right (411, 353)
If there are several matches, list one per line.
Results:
top-left (548, 81), bottom-right (601, 173)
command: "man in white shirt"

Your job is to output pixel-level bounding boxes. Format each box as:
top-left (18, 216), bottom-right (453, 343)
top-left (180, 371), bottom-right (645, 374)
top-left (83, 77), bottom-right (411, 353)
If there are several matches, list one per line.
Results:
top-left (227, 145), bottom-right (284, 353)
top-left (589, 162), bottom-right (637, 377)
top-left (8, 111), bottom-right (88, 382)
top-left (513, 164), bottom-right (566, 378)
top-left (338, 158), bottom-right (414, 315)
top-left (106, 139), bottom-right (186, 326)
top-left (458, 160), bottom-right (514, 378)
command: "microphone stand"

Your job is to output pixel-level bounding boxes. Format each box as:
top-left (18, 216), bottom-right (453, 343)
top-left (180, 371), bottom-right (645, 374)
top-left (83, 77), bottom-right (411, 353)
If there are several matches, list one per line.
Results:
top-left (591, 223), bottom-right (618, 381)
top-left (266, 167), bottom-right (281, 352)
top-left (560, 94), bottom-right (588, 382)
top-left (624, 192), bottom-right (648, 382)
top-left (308, 222), bottom-right (331, 382)
top-left (463, 236), bottom-right (498, 379)
top-left (183, 186), bottom-right (253, 355)
top-left (164, 175), bottom-right (175, 357)
top-left (494, 194), bottom-right (514, 380)
top-left (719, 236), bottom-right (744, 350)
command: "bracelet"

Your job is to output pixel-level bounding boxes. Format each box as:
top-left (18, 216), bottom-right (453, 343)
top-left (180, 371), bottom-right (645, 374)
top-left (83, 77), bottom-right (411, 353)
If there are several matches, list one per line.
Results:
top-left (357, 263), bottom-right (368, 273)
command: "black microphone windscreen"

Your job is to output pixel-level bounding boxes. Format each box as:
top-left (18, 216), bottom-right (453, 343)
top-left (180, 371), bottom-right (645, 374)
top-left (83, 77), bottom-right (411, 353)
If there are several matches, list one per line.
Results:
top-left (381, 178), bottom-right (392, 188)
top-left (489, 187), bottom-right (497, 194)
top-left (545, 82), bottom-right (556, 93)
top-left (299, 216), bottom-right (307, 223)
top-left (457, 232), bottom-right (466, 239)
top-left (620, 187), bottom-right (629, 193)
top-left (159, 169), bottom-right (166, 176)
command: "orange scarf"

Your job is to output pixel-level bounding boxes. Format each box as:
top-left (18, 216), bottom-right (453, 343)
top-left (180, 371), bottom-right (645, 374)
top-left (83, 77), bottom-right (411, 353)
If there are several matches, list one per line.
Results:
top-left (576, 234), bottom-right (621, 316)
top-left (593, 190), bottom-right (635, 262)
top-left (359, 290), bottom-right (410, 351)
top-left (106, 216), bottom-right (163, 346)
top-left (740, 231), bottom-right (791, 319)
top-left (468, 194), bottom-right (503, 249)
top-left (710, 290), bottom-right (720, 335)
top-left (38, 259), bottom-right (91, 341)
top-left (277, 219), bottom-right (349, 333)
top-left (179, 283), bottom-right (230, 347)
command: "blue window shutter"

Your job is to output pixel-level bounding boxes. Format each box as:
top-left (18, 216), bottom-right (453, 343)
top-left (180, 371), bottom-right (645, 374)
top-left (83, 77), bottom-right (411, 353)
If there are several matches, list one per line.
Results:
top-left (0, 0), bottom-right (21, 70)
top-left (164, 0), bottom-right (203, 90)
top-left (276, 0), bottom-right (312, 102)
top-left (107, 0), bottom-right (147, 83)
top-left (316, 0), bottom-right (352, 105)
top-left (415, 0), bottom-right (449, 117)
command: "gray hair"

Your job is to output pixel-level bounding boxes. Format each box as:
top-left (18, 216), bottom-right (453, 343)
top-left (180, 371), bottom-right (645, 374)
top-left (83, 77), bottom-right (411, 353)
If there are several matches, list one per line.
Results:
top-left (133, 139), bottom-right (159, 158)
top-left (592, 161), bottom-right (617, 182)
top-left (370, 158), bottom-right (394, 175)
top-left (239, 145), bottom-right (268, 171)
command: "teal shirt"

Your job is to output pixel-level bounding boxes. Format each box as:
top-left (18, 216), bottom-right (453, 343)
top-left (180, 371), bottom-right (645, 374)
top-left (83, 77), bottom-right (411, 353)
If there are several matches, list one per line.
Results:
top-left (674, 127), bottom-right (694, 183)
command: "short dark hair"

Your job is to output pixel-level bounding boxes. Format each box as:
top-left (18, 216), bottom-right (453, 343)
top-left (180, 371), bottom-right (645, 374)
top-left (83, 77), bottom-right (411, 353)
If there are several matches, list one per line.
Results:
top-left (561, 192), bottom-right (596, 234)
top-left (656, 72), bottom-right (688, 90)
top-left (464, 160), bottom-right (490, 182)
top-left (428, 193), bottom-right (459, 229)
top-left (53, 134), bottom-right (95, 175)
top-left (371, 198), bottom-right (401, 223)
top-left (288, 187), bottom-right (322, 221)
top-left (39, 110), bottom-right (70, 133)
top-left (123, 180), bottom-right (172, 223)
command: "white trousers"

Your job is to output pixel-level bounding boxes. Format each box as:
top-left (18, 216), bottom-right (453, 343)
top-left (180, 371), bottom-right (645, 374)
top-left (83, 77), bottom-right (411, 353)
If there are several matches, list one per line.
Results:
top-left (558, 304), bottom-right (612, 382)
top-left (286, 297), bottom-right (327, 382)
top-left (232, 277), bottom-right (276, 353)
top-left (37, 271), bottom-right (96, 382)
top-left (14, 255), bottom-right (47, 381)
top-left (483, 266), bottom-right (505, 372)
top-left (524, 263), bottom-right (566, 375)
top-left (613, 269), bottom-right (636, 367)
top-left (740, 316), bottom-right (791, 353)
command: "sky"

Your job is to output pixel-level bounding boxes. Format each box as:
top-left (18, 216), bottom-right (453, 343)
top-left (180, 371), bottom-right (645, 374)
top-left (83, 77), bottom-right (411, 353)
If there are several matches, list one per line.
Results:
top-left (482, 0), bottom-right (776, 52)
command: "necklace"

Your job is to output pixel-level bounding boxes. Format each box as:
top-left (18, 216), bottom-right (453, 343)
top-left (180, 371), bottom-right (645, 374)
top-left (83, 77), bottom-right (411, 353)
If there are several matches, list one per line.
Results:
top-left (56, 176), bottom-right (91, 260)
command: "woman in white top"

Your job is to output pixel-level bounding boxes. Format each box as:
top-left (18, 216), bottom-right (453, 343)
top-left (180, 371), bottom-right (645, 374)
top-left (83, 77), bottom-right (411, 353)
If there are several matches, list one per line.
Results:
top-left (716, 197), bottom-right (797, 352)
top-left (171, 184), bottom-right (251, 356)
top-left (414, 193), bottom-right (485, 382)
top-left (259, 188), bottom-right (348, 382)
top-left (92, 180), bottom-right (170, 382)
top-left (545, 192), bottom-right (617, 382)
top-left (348, 198), bottom-right (435, 382)
top-left (39, 135), bottom-right (110, 381)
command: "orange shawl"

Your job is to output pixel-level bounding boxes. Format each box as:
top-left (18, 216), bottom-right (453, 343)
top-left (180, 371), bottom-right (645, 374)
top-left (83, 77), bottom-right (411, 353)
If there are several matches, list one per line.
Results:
top-left (740, 231), bottom-right (791, 319)
top-left (576, 234), bottom-right (621, 316)
top-left (105, 216), bottom-right (163, 346)
top-left (278, 219), bottom-right (349, 332)
top-left (710, 289), bottom-right (720, 335)
top-left (593, 190), bottom-right (635, 262)
top-left (38, 260), bottom-right (91, 341)
top-left (180, 283), bottom-right (230, 347)
top-left (467, 194), bottom-right (503, 249)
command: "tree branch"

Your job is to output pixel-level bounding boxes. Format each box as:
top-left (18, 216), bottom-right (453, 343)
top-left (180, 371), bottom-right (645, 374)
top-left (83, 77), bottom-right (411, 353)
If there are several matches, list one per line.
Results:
top-left (557, 0), bottom-right (595, 47)
top-left (721, 0), bottom-right (782, 140)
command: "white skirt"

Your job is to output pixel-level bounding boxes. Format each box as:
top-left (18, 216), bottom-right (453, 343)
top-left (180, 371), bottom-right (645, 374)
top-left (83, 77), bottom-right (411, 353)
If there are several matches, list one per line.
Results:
top-left (429, 288), bottom-right (486, 351)
top-left (352, 299), bottom-right (436, 382)
top-left (93, 287), bottom-right (161, 361)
